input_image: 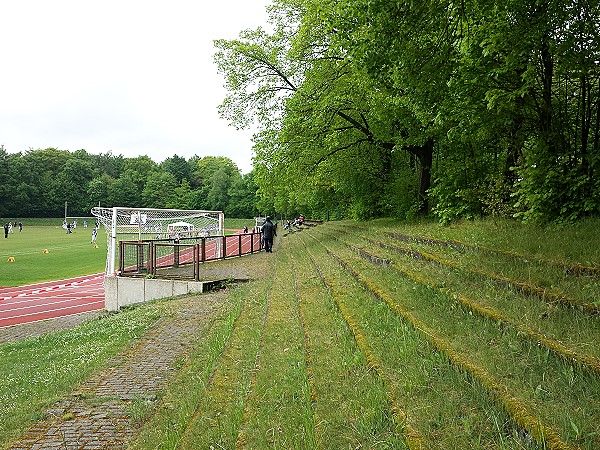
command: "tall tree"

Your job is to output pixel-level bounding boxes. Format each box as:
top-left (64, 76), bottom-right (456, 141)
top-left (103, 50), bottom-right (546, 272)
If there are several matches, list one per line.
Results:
top-left (142, 171), bottom-right (178, 208)
top-left (215, 0), bottom-right (435, 218)
top-left (0, 147), bottom-right (13, 217)
top-left (226, 171), bottom-right (259, 218)
top-left (88, 174), bottom-right (113, 208)
top-left (161, 154), bottom-right (191, 184)
top-left (53, 157), bottom-right (94, 215)
top-left (206, 167), bottom-right (233, 212)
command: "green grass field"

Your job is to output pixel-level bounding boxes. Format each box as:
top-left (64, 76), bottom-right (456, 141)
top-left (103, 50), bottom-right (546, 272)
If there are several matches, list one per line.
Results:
top-left (0, 225), bottom-right (107, 287)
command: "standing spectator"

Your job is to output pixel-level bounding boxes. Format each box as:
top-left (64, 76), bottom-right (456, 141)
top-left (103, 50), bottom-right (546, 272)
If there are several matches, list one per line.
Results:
top-left (261, 216), bottom-right (277, 253)
top-left (3, 223), bottom-right (8, 238)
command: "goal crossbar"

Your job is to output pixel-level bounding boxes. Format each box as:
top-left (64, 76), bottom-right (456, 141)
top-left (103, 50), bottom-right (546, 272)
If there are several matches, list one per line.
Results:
top-left (91, 207), bottom-right (224, 275)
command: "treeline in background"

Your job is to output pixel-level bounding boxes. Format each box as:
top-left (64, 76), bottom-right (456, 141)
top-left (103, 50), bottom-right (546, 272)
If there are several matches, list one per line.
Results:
top-left (0, 147), bottom-right (260, 219)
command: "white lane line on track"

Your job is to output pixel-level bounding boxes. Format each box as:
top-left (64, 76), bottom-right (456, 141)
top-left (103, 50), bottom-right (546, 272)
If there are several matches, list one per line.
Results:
top-left (3, 286), bottom-right (104, 302)
top-left (0, 290), bottom-right (105, 308)
top-left (0, 300), bottom-right (105, 322)
top-left (0, 274), bottom-right (104, 292)
top-left (0, 276), bottom-right (104, 301)
top-left (0, 296), bottom-right (104, 313)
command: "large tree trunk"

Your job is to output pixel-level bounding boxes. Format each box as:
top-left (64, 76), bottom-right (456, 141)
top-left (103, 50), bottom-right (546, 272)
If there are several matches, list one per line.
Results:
top-left (539, 36), bottom-right (555, 154)
top-left (408, 138), bottom-right (434, 215)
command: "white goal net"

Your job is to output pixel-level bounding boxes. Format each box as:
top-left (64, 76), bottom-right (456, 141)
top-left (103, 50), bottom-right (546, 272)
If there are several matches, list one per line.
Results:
top-left (91, 207), bottom-right (224, 275)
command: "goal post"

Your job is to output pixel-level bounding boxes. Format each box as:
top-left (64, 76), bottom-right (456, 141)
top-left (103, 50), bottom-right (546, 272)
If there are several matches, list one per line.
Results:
top-left (91, 207), bottom-right (224, 275)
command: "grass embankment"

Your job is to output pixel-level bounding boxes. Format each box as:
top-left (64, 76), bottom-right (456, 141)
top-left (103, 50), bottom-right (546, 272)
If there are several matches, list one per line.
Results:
top-left (1, 218), bottom-right (598, 449)
top-left (314, 219), bottom-right (599, 449)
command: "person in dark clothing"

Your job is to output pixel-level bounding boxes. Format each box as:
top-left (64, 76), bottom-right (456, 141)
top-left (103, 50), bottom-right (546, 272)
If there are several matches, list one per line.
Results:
top-left (261, 216), bottom-right (276, 253)
top-left (3, 224), bottom-right (8, 238)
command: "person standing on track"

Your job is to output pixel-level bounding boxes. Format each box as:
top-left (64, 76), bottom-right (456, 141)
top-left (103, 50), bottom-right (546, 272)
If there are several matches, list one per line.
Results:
top-left (261, 216), bottom-right (276, 253)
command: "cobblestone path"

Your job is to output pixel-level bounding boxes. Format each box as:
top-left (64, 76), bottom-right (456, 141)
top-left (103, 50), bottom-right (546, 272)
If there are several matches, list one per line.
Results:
top-left (9, 293), bottom-right (229, 450)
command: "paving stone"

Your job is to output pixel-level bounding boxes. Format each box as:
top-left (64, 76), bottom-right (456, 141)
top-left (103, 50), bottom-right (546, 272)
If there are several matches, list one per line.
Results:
top-left (9, 293), bottom-right (229, 449)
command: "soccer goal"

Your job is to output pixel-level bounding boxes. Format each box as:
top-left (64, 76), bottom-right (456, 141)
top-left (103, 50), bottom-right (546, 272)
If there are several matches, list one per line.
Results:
top-left (91, 207), bottom-right (224, 275)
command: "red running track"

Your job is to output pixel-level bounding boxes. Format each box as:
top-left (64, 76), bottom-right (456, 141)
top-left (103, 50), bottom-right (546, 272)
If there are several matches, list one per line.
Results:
top-left (0, 231), bottom-right (259, 328)
top-left (0, 274), bottom-right (105, 328)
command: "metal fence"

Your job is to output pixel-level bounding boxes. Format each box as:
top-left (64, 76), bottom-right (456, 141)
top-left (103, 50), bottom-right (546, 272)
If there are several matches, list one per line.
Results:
top-left (118, 232), bottom-right (262, 280)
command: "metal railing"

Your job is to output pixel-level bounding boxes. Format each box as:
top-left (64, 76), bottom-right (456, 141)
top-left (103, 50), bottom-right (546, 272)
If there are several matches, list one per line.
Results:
top-left (118, 232), bottom-right (262, 280)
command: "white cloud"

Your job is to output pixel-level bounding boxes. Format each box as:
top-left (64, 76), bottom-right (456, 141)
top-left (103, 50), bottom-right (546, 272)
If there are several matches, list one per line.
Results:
top-left (0, 0), bottom-right (270, 173)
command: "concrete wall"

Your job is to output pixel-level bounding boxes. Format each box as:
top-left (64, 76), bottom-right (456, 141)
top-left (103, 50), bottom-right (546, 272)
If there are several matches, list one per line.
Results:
top-left (104, 276), bottom-right (206, 311)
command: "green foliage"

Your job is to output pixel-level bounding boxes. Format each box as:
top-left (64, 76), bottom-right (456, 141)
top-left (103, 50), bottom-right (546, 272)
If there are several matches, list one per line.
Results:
top-left (226, 173), bottom-right (260, 218)
top-left (141, 171), bottom-right (178, 208)
top-left (0, 149), bottom-right (259, 218)
top-left (214, 0), bottom-right (600, 224)
top-left (160, 154), bottom-right (191, 183)
top-left (513, 142), bottom-right (600, 223)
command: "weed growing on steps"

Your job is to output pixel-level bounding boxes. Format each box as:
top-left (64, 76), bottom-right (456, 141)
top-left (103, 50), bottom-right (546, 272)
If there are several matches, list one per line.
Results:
top-left (316, 228), bottom-right (599, 449)
top-left (300, 231), bottom-right (536, 449)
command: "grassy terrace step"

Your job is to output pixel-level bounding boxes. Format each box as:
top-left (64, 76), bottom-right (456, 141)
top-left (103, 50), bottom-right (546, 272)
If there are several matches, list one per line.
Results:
top-left (329, 222), bottom-right (599, 307)
top-left (300, 233), bottom-right (541, 449)
top-left (320, 229), bottom-right (600, 361)
top-left (315, 240), bottom-right (574, 449)
top-left (336, 236), bottom-right (600, 374)
top-left (385, 232), bottom-right (600, 277)
top-left (307, 227), bottom-right (599, 449)
top-left (288, 235), bottom-right (407, 448)
top-left (175, 277), bottom-right (271, 448)
top-left (357, 217), bottom-right (599, 268)
top-left (301, 251), bottom-right (415, 449)
top-left (382, 235), bottom-right (599, 309)
top-left (236, 251), bottom-right (314, 448)
top-left (357, 234), bottom-right (599, 314)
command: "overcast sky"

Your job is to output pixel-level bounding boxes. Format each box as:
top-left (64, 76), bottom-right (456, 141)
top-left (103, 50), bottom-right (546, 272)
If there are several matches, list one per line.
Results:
top-left (0, 0), bottom-right (272, 174)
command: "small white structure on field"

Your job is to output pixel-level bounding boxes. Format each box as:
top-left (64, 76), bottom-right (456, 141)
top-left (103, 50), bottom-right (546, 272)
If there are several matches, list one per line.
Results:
top-left (167, 221), bottom-right (194, 237)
